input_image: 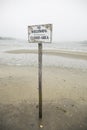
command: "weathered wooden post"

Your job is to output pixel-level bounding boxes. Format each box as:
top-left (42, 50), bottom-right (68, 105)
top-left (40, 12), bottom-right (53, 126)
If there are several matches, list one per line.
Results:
top-left (28, 24), bottom-right (52, 119)
top-left (38, 43), bottom-right (42, 118)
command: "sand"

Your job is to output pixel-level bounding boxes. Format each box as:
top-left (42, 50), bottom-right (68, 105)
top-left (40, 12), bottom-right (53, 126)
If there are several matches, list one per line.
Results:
top-left (6, 49), bottom-right (87, 60)
top-left (0, 50), bottom-right (87, 130)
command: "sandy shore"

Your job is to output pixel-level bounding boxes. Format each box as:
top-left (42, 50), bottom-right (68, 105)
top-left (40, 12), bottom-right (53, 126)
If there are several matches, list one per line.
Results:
top-left (0, 64), bottom-right (87, 130)
top-left (6, 49), bottom-right (87, 60)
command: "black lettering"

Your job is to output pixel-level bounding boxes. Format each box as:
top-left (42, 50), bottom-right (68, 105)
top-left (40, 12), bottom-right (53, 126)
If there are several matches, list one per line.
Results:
top-left (32, 29), bottom-right (47, 33)
top-left (34, 36), bottom-right (40, 39)
top-left (41, 36), bottom-right (49, 39)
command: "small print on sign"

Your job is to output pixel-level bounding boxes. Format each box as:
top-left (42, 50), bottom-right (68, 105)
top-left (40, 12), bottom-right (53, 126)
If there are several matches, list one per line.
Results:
top-left (28, 24), bottom-right (52, 43)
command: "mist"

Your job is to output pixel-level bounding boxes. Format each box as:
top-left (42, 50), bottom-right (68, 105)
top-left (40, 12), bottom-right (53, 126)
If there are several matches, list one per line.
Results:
top-left (0, 0), bottom-right (87, 41)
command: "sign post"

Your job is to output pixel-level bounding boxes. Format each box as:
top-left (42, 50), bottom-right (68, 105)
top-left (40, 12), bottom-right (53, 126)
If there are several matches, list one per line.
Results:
top-left (38, 43), bottom-right (42, 118)
top-left (28, 24), bottom-right (52, 119)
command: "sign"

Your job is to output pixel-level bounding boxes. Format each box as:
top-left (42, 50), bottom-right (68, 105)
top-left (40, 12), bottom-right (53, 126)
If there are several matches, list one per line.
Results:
top-left (28, 24), bottom-right (52, 43)
top-left (28, 23), bottom-right (53, 119)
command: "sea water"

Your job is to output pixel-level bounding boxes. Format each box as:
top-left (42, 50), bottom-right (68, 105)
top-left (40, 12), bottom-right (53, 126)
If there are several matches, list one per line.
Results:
top-left (0, 39), bottom-right (87, 70)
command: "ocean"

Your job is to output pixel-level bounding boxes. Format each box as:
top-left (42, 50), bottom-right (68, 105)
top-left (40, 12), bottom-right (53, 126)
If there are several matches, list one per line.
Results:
top-left (0, 39), bottom-right (87, 70)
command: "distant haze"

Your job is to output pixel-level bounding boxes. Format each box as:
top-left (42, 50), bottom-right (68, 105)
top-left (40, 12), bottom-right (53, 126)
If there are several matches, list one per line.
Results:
top-left (0, 0), bottom-right (87, 41)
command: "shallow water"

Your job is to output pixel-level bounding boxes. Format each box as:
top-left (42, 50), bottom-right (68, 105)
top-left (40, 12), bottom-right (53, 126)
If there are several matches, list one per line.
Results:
top-left (0, 39), bottom-right (87, 70)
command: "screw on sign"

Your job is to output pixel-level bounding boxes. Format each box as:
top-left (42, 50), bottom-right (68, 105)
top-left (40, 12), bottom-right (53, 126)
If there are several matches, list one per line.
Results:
top-left (28, 24), bottom-right (52, 119)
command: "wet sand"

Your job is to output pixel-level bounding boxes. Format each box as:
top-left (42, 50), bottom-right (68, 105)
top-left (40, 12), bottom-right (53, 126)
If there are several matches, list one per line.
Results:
top-left (0, 64), bottom-right (87, 130)
top-left (6, 49), bottom-right (87, 60)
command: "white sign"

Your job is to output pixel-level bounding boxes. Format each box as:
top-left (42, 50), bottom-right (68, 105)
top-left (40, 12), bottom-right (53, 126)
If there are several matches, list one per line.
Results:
top-left (28, 24), bottom-right (52, 43)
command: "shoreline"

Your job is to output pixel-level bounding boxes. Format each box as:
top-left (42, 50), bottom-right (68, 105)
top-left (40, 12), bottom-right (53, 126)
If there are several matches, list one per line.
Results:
top-left (6, 49), bottom-right (87, 60)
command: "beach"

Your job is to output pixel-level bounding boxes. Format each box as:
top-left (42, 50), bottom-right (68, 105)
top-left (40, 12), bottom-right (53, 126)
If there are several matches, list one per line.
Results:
top-left (6, 49), bottom-right (87, 60)
top-left (0, 0), bottom-right (87, 129)
top-left (0, 49), bottom-right (87, 129)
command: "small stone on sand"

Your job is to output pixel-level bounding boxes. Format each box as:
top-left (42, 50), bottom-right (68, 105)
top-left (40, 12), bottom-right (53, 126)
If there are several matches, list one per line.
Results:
top-left (40, 124), bottom-right (43, 128)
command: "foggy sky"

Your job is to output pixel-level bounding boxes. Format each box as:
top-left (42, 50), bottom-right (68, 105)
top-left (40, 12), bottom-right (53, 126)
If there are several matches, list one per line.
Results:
top-left (0, 0), bottom-right (87, 41)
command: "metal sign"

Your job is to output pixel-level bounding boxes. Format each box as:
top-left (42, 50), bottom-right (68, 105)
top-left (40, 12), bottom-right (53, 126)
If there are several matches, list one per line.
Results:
top-left (28, 24), bottom-right (52, 43)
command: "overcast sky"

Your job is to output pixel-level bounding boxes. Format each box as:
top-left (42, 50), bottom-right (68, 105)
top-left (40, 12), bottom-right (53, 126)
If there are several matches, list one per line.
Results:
top-left (0, 0), bottom-right (87, 41)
